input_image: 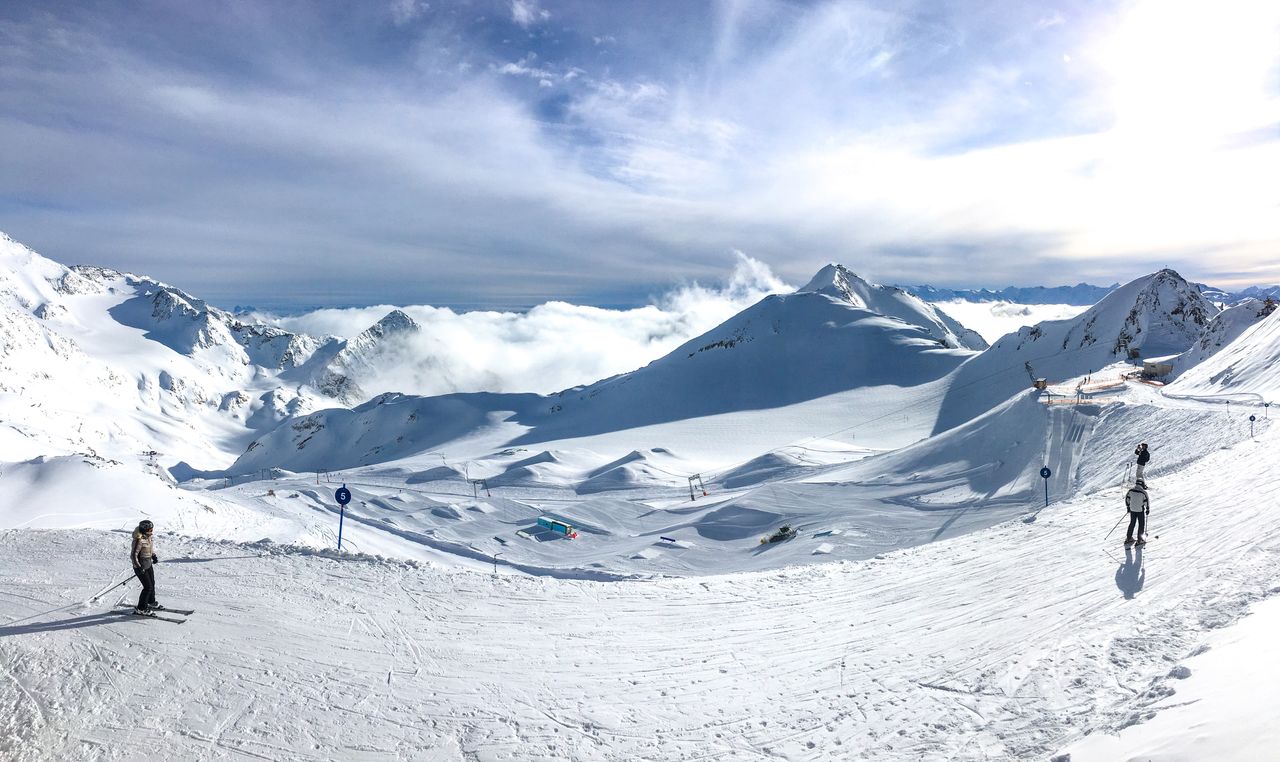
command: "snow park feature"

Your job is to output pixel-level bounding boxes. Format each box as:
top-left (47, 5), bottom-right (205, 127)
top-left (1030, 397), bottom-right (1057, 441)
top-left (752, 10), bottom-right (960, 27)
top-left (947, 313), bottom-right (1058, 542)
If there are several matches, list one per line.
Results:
top-left (536, 515), bottom-right (579, 539)
top-left (3, 231), bottom-right (1280, 760)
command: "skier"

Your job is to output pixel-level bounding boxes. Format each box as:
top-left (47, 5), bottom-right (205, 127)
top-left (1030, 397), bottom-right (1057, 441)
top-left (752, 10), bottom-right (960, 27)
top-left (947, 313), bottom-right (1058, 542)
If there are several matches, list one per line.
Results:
top-left (1124, 480), bottom-right (1149, 547)
top-left (130, 519), bottom-right (162, 614)
top-left (1134, 443), bottom-right (1150, 481)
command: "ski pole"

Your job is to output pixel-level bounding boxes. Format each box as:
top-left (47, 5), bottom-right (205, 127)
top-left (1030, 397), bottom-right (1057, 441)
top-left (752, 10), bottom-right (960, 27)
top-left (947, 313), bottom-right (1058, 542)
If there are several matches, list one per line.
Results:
top-left (1104, 512), bottom-right (1127, 542)
top-left (89, 570), bottom-right (138, 603)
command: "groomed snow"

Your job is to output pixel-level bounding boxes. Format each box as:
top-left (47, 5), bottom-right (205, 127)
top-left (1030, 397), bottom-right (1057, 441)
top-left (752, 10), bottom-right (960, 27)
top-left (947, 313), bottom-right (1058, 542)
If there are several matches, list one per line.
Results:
top-left (3, 406), bottom-right (1278, 760)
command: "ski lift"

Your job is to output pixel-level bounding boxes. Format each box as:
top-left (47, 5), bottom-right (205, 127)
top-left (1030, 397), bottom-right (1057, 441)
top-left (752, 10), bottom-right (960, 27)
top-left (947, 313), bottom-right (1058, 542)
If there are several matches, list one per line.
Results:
top-left (688, 474), bottom-right (707, 501)
top-left (472, 479), bottom-right (490, 498)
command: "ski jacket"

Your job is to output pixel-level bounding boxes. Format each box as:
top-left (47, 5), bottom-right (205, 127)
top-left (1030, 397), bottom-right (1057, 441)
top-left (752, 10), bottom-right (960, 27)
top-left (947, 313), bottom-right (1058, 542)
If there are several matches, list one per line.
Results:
top-left (131, 531), bottom-right (155, 570)
top-left (1135, 448), bottom-right (1150, 465)
top-left (1125, 488), bottom-right (1149, 514)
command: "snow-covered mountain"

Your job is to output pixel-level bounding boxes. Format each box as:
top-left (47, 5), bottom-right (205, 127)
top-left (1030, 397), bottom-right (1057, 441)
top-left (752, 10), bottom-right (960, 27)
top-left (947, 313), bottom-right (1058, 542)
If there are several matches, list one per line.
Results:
top-left (1168, 305), bottom-right (1280, 400)
top-left (801, 264), bottom-right (988, 350)
top-left (103, 269), bottom-right (324, 374)
top-left (229, 264), bottom-right (981, 474)
top-left (933, 268), bottom-right (1219, 432)
top-left (1172, 297), bottom-right (1275, 376)
top-left (0, 233), bottom-right (436, 472)
top-left (297, 308), bottom-right (423, 403)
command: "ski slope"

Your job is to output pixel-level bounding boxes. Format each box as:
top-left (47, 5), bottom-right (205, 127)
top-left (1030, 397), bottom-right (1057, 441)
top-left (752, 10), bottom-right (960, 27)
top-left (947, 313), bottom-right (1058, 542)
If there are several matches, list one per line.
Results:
top-left (3, 405), bottom-right (1278, 761)
top-left (5, 230), bottom-right (1280, 760)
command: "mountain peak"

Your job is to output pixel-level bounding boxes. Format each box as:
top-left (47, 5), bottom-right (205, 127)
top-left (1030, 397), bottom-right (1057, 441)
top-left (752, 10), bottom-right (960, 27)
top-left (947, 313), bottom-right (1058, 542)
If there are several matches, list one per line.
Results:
top-left (798, 263), bottom-right (871, 307)
top-left (797, 263), bottom-right (987, 350)
top-left (367, 309), bottom-right (420, 339)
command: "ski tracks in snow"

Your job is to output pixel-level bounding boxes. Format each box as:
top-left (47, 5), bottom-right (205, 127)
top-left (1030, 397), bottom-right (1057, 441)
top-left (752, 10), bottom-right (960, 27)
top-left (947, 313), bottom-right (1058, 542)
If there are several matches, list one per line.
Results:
top-left (3, 423), bottom-right (1280, 759)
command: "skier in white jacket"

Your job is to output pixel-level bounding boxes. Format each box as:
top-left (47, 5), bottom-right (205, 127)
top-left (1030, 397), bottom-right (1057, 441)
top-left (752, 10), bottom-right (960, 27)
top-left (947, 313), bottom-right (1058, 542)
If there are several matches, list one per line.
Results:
top-left (1124, 480), bottom-right (1149, 547)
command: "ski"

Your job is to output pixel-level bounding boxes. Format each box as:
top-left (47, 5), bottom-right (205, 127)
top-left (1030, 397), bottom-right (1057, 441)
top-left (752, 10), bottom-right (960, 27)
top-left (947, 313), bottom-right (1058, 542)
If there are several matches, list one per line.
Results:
top-left (126, 609), bottom-right (187, 624)
top-left (117, 604), bottom-right (195, 616)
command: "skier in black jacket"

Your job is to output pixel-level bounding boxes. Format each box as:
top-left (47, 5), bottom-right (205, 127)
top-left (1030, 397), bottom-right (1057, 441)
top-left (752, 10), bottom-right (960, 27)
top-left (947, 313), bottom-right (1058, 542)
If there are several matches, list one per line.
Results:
top-left (1134, 443), bottom-right (1150, 482)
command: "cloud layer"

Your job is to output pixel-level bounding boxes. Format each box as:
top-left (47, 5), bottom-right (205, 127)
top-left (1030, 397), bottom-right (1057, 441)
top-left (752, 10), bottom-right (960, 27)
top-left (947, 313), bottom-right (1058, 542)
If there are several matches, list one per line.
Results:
top-left (261, 252), bottom-right (792, 396)
top-left (1, 0), bottom-right (1278, 308)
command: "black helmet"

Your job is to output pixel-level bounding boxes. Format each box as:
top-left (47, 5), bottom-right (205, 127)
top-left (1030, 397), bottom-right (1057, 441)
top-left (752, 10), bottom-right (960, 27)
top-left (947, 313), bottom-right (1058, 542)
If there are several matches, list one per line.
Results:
top-left (138, 520), bottom-right (154, 532)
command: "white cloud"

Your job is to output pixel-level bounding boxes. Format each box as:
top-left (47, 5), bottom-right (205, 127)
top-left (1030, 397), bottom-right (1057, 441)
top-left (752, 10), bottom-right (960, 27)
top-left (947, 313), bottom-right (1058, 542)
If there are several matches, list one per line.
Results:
top-left (511, 0), bottom-right (550, 28)
top-left (496, 55), bottom-right (556, 80)
top-left (260, 253), bottom-right (791, 396)
top-left (4, 0), bottom-right (1280, 304)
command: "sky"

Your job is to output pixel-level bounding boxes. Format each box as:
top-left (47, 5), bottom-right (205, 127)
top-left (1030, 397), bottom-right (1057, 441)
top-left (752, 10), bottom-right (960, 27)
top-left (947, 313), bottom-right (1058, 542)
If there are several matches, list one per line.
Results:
top-left (1, 0), bottom-right (1278, 309)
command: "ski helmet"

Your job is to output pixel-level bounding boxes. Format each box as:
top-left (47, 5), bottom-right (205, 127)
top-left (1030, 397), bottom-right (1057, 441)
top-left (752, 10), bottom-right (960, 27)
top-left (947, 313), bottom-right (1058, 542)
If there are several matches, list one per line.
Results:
top-left (138, 519), bottom-right (154, 532)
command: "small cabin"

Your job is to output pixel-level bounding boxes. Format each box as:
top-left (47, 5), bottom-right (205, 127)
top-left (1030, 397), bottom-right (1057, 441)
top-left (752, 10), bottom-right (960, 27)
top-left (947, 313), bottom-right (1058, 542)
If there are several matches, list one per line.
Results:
top-left (537, 516), bottom-right (579, 539)
top-left (1033, 378), bottom-right (1048, 390)
top-left (1142, 360), bottom-right (1174, 378)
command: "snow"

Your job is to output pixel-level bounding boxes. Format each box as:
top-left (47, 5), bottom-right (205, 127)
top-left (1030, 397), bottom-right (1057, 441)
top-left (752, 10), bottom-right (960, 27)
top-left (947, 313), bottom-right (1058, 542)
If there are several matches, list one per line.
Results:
top-left (3, 230), bottom-right (1280, 760)
top-left (1171, 298), bottom-right (1271, 375)
top-left (933, 269), bottom-right (1218, 433)
top-left (1168, 307), bottom-right (1280, 402)
top-left (1061, 594), bottom-right (1280, 761)
top-left (799, 265), bottom-right (988, 350)
top-left (4, 414), bottom-right (1279, 759)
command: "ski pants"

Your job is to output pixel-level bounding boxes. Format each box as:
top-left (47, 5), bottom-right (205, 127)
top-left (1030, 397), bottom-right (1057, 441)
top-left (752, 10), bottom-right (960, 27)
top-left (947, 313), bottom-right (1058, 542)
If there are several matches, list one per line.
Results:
top-left (1126, 511), bottom-right (1146, 542)
top-left (1135, 463), bottom-right (1146, 481)
top-left (135, 566), bottom-right (157, 609)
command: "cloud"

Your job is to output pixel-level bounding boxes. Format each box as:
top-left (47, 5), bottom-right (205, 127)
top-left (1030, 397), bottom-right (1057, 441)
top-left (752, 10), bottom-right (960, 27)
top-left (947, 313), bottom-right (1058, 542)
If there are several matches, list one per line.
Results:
top-left (496, 54), bottom-right (556, 80)
top-left (510, 0), bottom-right (549, 28)
top-left (259, 253), bottom-right (792, 396)
top-left (0, 0), bottom-right (1278, 308)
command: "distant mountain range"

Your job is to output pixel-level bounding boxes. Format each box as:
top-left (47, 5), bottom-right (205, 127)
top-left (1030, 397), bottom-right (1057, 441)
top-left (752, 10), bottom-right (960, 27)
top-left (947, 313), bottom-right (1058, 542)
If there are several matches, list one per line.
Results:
top-left (901, 282), bottom-right (1280, 306)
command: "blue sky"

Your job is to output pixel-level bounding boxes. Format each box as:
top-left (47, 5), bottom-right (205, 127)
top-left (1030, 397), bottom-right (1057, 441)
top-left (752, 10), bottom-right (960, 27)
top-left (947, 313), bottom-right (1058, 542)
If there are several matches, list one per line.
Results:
top-left (1, 0), bottom-right (1278, 309)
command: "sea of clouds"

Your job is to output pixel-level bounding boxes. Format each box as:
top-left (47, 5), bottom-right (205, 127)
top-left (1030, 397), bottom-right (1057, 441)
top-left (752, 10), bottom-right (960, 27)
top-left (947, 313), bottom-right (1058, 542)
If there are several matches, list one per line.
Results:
top-left (254, 253), bottom-right (791, 398)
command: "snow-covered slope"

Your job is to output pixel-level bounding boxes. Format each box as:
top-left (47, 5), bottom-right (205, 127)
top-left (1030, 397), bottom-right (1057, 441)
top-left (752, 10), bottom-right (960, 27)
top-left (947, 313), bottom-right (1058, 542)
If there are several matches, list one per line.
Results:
top-left (801, 264), bottom-right (988, 350)
top-left (1172, 297), bottom-right (1272, 374)
top-left (1168, 306), bottom-right (1280, 401)
top-left (531, 277), bottom-right (974, 439)
top-left (4, 407), bottom-right (1278, 760)
top-left (0, 233), bottom-right (457, 478)
top-left (933, 269), bottom-right (1218, 433)
top-left (293, 309), bottom-right (422, 403)
top-left (0, 236), bottom-right (336, 470)
top-left (7, 229), bottom-right (1280, 760)
top-left (229, 266), bottom-right (978, 475)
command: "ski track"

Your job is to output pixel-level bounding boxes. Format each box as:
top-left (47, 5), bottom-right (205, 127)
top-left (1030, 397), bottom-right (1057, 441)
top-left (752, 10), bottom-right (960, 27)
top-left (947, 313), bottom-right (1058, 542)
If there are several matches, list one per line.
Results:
top-left (3, 416), bottom-right (1280, 759)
